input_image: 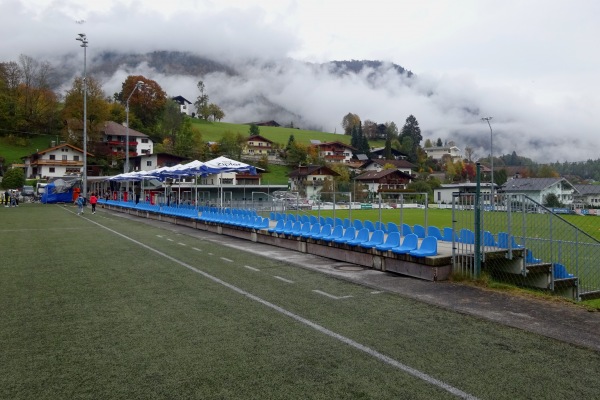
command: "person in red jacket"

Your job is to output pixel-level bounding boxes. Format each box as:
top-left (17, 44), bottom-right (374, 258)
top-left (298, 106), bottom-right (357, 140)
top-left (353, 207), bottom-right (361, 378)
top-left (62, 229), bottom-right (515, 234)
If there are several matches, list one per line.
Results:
top-left (89, 193), bottom-right (98, 214)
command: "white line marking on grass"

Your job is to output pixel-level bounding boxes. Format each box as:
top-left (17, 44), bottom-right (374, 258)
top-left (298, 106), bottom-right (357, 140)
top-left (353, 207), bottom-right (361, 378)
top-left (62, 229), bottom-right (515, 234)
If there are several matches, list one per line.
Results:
top-left (156, 235), bottom-right (163, 238)
top-left (244, 265), bottom-right (260, 272)
top-left (82, 215), bottom-right (479, 400)
top-left (178, 242), bottom-right (186, 246)
top-left (166, 238), bottom-right (174, 242)
top-left (220, 257), bottom-right (233, 262)
top-left (192, 247), bottom-right (202, 252)
top-left (313, 290), bottom-right (353, 300)
top-left (208, 253), bottom-right (214, 256)
top-left (371, 291), bottom-right (383, 295)
top-left (274, 276), bottom-right (294, 283)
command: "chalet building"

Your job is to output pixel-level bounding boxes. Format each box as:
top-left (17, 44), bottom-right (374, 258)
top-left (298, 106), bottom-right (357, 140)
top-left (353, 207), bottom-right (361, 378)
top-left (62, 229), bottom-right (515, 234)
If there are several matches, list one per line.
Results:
top-left (243, 135), bottom-right (274, 157)
top-left (501, 177), bottom-right (578, 205)
top-left (131, 153), bottom-right (190, 172)
top-left (20, 143), bottom-right (93, 179)
top-left (369, 147), bottom-right (408, 160)
top-left (574, 184), bottom-right (600, 208)
top-left (354, 169), bottom-right (413, 194)
top-left (311, 141), bottom-right (356, 164)
top-left (288, 165), bottom-right (340, 200)
top-left (424, 145), bottom-right (462, 161)
top-left (172, 96), bottom-right (193, 115)
top-left (433, 183), bottom-right (495, 204)
top-left (361, 159), bottom-right (416, 177)
top-left (102, 121), bottom-right (154, 158)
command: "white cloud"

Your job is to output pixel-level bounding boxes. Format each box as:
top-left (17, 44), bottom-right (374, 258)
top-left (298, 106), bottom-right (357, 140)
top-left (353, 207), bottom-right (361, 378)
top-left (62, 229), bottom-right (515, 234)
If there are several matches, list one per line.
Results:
top-left (1, 0), bottom-right (599, 162)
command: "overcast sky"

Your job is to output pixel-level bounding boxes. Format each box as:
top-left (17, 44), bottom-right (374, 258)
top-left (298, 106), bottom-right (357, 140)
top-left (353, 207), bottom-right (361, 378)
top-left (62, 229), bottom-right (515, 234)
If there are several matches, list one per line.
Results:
top-left (2, 0), bottom-right (599, 162)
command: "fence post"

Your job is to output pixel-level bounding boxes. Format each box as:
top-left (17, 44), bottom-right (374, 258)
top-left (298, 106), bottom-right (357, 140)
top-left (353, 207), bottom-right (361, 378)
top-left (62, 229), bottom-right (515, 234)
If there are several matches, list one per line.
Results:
top-left (474, 163), bottom-right (482, 277)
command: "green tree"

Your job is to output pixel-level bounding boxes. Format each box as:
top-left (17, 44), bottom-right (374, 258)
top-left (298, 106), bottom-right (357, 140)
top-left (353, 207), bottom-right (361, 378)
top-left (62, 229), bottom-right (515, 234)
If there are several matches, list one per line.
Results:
top-left (341, 112), bottom-right (361, 135)
top-left (1, 167), bottom-right (25, 189)
top-left (286, 142), bottom-right (308, 167)
top-left (400, 115), bottom-right (422, 163)
top-left (436, 138), bottom-right (443, 147)
top-left (194, 80), bottom-right (209, 117)
top-left (249, 123), bottom-right (260, 136)
top-left (159, 99), bottom-right (185, 148)
top-left (219, 131), bottom-right (245, 160)
top-left (543, 193), bottom-right (563, 208)
top-left (209, 103), bottom-right (225, 121)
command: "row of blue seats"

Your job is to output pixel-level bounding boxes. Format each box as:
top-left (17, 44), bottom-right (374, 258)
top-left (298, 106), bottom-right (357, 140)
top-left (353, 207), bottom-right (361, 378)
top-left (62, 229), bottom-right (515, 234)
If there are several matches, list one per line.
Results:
top-left (199, 211), bottom-right (269, 230)
top-left (268, 220), bottom-right (439, 257)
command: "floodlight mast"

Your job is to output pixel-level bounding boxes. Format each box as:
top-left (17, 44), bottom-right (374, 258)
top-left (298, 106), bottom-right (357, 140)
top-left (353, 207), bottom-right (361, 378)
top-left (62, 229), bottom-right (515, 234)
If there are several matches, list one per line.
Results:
top-left (482, 117), bottom-right (494, 209)
top-left (76, 33), bottom-right (88, 198)
top-left (125, 81), bottom-right (144, 196)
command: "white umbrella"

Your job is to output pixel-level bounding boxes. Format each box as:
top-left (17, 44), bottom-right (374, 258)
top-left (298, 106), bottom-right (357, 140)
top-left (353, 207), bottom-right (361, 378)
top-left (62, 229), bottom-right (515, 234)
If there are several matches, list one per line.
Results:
top-left (200, 157), bottom-right (257, 208)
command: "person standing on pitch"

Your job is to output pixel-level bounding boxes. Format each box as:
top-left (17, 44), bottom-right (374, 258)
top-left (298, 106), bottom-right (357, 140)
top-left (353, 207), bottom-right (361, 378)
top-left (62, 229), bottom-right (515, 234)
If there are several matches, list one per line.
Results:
top-left (89, 192), bottom-right (98, 214)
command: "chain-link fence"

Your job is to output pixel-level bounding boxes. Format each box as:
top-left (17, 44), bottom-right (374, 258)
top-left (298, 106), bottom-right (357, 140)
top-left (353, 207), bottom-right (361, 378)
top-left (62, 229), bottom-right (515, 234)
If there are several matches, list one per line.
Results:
top-left (452, 192), bottom-right (600, 300)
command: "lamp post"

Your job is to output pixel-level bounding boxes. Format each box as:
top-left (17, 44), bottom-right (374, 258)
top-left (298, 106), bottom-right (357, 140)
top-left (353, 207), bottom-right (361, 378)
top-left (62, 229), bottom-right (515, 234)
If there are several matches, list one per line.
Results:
top-left (76, 33), bottom-right (88, 198)
top-left (125, 81), bottom-right (144, 195)
top-left (481, 116), bottom-right (494, 208)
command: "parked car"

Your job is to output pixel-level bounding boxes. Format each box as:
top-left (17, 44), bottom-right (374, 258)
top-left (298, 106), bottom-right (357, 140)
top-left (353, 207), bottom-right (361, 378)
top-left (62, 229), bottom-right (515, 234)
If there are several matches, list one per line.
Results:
top-left (21, 185), bottom-right (35, 197)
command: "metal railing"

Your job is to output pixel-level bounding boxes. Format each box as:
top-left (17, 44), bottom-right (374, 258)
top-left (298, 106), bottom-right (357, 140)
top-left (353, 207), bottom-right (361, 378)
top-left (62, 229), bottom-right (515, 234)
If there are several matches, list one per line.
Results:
top-left (452, 192), bottom-right (600, 300)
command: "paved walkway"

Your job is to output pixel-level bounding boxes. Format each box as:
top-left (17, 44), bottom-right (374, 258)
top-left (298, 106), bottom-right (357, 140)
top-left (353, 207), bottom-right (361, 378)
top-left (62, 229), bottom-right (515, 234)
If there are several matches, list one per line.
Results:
top-left (111, 209), bottom-right (600, 353)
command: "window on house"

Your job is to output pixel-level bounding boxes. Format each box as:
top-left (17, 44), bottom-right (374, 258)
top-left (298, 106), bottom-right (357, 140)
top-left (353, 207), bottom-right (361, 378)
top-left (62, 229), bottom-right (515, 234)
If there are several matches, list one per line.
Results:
top-left (141, 139), bottom-right (148, 143)
top-left (74, 156), bottom-right (79, 161)
top-left (146, 161), bottom-right (152, 166)
top-left (62, 155), bottom-right (67, 161)
top-left (49, 167), bottom-right (55, 173)
top-left (49, 155), bottom-right (55, 160)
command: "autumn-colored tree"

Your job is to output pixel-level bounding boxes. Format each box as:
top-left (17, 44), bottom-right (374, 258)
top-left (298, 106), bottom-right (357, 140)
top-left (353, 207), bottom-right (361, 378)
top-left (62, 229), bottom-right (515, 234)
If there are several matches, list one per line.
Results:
top-left (341, 112), bottom-right (361, 135)
top-left (62, 76), bottom-right (110, 145)
top-left (119, 75), bottom-right (167, 130)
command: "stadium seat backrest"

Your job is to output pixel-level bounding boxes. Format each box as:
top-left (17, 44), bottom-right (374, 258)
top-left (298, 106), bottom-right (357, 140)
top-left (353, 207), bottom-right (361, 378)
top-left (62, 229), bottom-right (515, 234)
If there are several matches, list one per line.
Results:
top-left (328, 225), bottom-right (344, 240)
top-left (316, 224), bottom-right (332, 239)
top-left (401, 223), bottom-right (412, 236)
top-left (343, 218), bottom-right (351, 228)
top-left (325, 217), bottom-right (334, 226)
top-left (387, 222), bottom-right (399, 234)
top-left (413, 224), bottom-right (426, 238)
top-left (309, 215), bottom-right (317, 224)
top-left (459, 229), bottom-right (475, 244)
top-left (482, 231), bottom-right (497, 247)
top-left (353, 219), bottom-right (364, 231)
top-left (368, 230), bottom-right (385, 245)
top-left (378, 231), bottom-right (401, 249)
top-left (269, 219), bottom-right (284, 233)
top-left (427, 226), bottom-right (444, 240)
top-left (375, 221), bottom-right (387, 232)
top-left (334, 217), bottom-right (343, 227)
top-left (364, 220), bottom-right (376, 232)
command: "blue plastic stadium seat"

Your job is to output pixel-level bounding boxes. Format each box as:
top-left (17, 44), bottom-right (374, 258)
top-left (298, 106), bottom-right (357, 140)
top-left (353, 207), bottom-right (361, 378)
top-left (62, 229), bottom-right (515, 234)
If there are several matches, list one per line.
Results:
top-left (334, 217), bottom-right (343, 227)
top-left (364, 220), bottom-right (376, 232)
top-left (391, 234), bottom-right (419, 254)
top-left (359, 230), bottom-right (385, 249)
top-left (313, 224), bottom-right (332, 240)
top-left (401, 223), bottom-right (412, 237)
top-left (325, 217), bottom-right (334, 227)
top-left (442, 227), bottom-right (456, 242)
top-left (293, 223), bottom-right (312, 238)
top-left (525, 249), bottom-right (542, 264)
top-left (458, 228), bottom-right (475, 244)
top-left (387, 222), bottom-right (399, 234)
top-left (497, 232), bottom-right (524, 249)
top-left (353, 219), bottom-right (364, 231)
top-left (322, 225), bottom-right (344, 242)
top-left (554, 263), bottom-right (574, 279)
top-left (413, 224), bottom-right (426, 239)
top-left (409, 236), bottom-right (438, 258)
top-left (284, 221), bottom-right (302, 236)
top-left (303, 223), bottom-right (321, 239)
top-left (309, 215), bottom-right (318, 224)
top-left (375, 232), bottom-right (401, 251)
top-left (375, 221), bottom-right (387, 232)
top-left (482, 231), bottom-right (497, 247)
top-left (333, 226), bottom-right (356, 244)
top-left (277, 220), bottom-right (293, 235)
top-left (346, 228), bottom-right (370, 247)
top-left (343, 218), bottom-right (351, 228)
top-left (427, 226), bottom-right (444, 241)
